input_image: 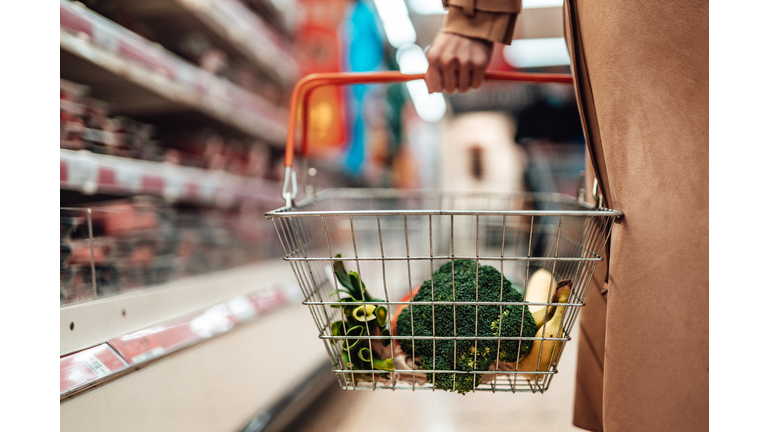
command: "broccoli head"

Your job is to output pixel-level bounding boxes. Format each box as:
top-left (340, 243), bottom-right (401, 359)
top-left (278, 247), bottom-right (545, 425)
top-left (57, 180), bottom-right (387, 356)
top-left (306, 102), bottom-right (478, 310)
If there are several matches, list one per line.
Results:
top-left (396, 260), bottom-right (537, 394)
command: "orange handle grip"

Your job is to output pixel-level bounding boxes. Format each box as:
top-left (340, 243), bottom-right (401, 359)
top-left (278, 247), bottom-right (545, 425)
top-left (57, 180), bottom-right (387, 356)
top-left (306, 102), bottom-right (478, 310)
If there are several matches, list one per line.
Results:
top-left (284, 71), bottom-right (574, 168)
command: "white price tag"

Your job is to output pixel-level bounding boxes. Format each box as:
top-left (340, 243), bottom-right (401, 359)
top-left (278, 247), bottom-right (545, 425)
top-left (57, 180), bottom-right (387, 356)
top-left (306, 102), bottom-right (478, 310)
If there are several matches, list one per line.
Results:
top-left (83, 355), bottom-right (111, 378)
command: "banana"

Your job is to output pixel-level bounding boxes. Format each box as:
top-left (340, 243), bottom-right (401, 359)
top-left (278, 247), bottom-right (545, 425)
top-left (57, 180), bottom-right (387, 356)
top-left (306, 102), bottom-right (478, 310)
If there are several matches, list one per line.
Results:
top-left (529, 288), bottom-right (560, 329)
top-left (516, 280), bottom-right (572, 381)
top-left (524, 268), bottom-right (558, 315)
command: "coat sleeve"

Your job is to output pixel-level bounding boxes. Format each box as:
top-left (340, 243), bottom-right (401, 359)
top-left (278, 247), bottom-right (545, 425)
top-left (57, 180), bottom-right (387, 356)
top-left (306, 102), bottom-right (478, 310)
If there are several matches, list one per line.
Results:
top-left (441, 0), bottom-right (523, 45)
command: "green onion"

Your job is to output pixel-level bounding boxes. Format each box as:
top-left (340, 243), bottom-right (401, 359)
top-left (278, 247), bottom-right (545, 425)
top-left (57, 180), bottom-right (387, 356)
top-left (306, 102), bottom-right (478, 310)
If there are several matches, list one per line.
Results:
top-left (373, 358), bottom-right (395, 372)
top-left (352, 304), bottom-right (377, 322)
top-left (343, 325), bottom-right (365, 350)
top-left (357, 347), bottom-right (372, 363)
top-left (331, 320), bottom-right (345, 337)
top-left (380, 328), bottom-right (391, 347)
top-left (375, 306), bottom-right (388, 328)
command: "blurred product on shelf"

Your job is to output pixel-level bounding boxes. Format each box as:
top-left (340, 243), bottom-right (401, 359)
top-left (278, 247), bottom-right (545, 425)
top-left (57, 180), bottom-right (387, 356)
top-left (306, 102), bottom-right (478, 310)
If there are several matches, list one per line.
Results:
top-left (176, 29), bottom-right (286, 104)
top-left (60, 79), bottom-right (161, 160)
top-left (161, 129), bottom-right (272, 178)
top-left (59, 79), bottom-right (88, 151)
top-left (179, 32), bottom-right (232, 77)
top-left (60, 197), bottom-right (280, 307)
top-left (60, 244), bottom-right (73, 267)
top-left (175, 30), bottom-right (286, 105)
top-left (240, 0), bottom-right (292, 37)
top-left (60, 215), bottom-right (82, 240)
top-left (69, 237), bottom-right (116, 265)
top-left (82, 0), bottom-right (157, 41)
top-left (60, 79), bottom-right (274, 181)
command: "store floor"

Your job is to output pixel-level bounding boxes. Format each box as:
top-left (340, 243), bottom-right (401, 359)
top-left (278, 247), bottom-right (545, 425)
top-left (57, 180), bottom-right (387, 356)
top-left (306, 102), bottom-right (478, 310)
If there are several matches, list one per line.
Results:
top-left (286, 321), bottom-right (585, 432)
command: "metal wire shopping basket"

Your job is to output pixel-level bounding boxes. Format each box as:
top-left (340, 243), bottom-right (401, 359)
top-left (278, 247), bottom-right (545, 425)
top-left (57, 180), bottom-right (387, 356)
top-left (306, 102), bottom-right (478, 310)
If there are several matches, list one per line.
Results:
top-left (266, 71), bottom-right (622, 394)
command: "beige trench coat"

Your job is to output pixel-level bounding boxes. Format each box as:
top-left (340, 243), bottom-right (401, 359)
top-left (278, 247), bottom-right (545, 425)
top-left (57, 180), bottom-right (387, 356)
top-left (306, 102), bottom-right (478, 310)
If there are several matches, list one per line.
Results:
top-left (441, 1), bottom-right (709, 431)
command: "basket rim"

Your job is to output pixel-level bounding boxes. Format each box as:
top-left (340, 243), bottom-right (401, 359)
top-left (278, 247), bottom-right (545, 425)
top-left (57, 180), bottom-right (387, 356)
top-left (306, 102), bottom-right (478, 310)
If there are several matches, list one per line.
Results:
top-left (265, 188), bottom-right (623, 217)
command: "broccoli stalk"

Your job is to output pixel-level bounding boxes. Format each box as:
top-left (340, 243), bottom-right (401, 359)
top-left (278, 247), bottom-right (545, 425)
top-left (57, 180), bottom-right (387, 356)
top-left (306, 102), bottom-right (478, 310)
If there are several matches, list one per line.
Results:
top-left (396, 260), bottom-right (537, 394)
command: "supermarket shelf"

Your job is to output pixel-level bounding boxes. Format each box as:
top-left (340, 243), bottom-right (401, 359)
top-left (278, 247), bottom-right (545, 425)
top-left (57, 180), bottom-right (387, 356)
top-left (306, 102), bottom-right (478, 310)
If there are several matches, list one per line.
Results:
top-left (60, 0), bottom-right (288, 144)
top-left (60, 277), bottom-right (303, 398)
top-left (60, 303), bottom-right (330, 432)
top-left (61, 259), bottom-right (297, 356)
top-left (60, 149), bottom-right (284, 208)
top-left (109, 0), bottom-right (299, 87)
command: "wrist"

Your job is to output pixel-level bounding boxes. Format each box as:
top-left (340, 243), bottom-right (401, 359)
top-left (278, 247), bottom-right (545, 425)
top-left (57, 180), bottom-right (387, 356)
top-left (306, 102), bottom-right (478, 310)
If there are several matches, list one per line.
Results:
top-left (443, 5), bottom-right (519, 45)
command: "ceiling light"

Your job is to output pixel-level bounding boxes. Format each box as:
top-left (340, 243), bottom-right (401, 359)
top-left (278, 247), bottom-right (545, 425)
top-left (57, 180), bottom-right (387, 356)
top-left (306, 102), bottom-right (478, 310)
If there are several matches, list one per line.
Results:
top-left (407, 0), bottom-right (446, 15)
top-left (373, 0), bottom-right (417, 48)
top-left (406, 80), bottom-right (447, 123)
top-left (395, 45), bottom-right (446, 122)
top-left (396, 44), bottom-right (429, 74)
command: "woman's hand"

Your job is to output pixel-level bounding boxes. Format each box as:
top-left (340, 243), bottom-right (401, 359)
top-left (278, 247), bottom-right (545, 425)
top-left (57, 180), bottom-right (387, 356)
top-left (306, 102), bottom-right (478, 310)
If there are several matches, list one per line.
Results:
top-left (425, 32), bottom-right (494, 94)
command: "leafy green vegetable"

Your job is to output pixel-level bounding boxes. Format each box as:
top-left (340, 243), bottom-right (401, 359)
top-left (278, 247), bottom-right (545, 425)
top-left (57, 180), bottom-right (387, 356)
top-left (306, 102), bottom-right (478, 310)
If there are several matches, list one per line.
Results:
top-left (333, 258), bottom-right (369, 301)
top-left (331, 254), bottom-right (392, 377)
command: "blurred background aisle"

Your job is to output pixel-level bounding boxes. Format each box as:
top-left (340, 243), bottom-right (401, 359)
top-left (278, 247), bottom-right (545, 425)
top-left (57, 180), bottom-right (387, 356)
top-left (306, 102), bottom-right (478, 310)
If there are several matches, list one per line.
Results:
top-left (60, 1), bottom-right (593, 431)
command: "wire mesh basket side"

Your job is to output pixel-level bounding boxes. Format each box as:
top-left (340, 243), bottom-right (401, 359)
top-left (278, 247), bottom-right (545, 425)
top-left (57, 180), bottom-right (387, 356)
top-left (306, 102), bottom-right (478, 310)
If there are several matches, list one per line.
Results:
top-left (267, 191), bottom-right (617, 393)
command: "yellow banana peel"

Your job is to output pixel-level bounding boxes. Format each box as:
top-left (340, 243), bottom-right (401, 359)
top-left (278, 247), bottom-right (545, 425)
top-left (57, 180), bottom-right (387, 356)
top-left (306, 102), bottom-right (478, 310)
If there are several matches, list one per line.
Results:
top-left (524, 268), bottom-right (558, 314)
top-left (516, 280), bottom-right (572, 381)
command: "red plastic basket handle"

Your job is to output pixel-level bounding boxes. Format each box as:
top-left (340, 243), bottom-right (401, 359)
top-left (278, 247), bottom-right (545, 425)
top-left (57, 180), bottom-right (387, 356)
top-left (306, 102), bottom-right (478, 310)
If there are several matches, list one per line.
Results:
top-left (281, 71), bottom-right (573, 206)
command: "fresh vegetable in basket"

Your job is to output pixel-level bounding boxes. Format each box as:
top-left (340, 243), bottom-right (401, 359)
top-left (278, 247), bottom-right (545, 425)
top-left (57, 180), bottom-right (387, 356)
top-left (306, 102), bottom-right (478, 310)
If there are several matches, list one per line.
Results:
top-left (330, 255), bottom-right (394, 376)
top-left (395, 260), bottom-right (538, 394)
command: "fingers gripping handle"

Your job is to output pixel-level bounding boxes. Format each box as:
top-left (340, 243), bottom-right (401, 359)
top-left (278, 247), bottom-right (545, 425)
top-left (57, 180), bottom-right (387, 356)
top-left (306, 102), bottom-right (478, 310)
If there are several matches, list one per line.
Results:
top-left (280, 71), bottom-right (573, 207)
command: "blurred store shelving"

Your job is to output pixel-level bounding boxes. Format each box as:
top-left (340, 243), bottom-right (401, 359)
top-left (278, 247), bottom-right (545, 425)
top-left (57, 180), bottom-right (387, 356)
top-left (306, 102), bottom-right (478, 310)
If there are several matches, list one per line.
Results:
top-left (59, 1), bottom-right (339, 429)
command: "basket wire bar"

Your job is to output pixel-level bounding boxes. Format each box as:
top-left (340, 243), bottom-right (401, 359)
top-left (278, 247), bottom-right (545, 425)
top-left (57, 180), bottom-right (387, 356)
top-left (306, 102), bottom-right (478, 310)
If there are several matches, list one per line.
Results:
top-left (427, 215), bottom-right (435, 392)
top-left (266, 71), bottom-right (620, 394)
top-left (492, 214), bottom-right (508, 392)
